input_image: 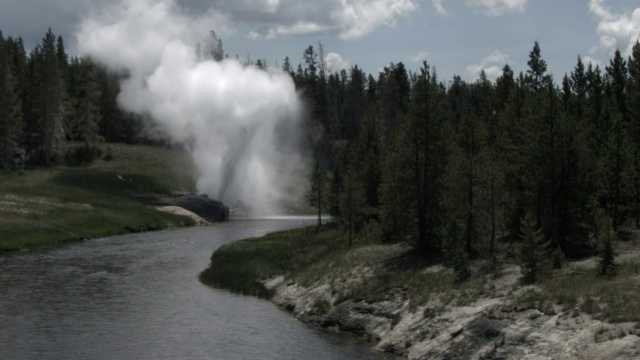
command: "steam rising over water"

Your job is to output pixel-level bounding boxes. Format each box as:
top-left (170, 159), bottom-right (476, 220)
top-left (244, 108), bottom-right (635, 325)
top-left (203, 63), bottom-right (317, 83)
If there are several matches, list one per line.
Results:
top-left (76, 0), bottom-right (306, 215)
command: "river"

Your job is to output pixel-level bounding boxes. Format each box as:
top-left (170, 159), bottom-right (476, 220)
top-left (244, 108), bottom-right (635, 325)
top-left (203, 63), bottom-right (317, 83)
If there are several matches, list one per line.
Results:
top-left (0, 217), bottom-right (388, 359)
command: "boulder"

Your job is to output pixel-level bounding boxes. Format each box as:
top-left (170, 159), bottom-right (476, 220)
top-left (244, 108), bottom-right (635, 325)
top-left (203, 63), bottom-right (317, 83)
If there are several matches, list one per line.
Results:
top-left (164, 194), bottom-right (229, 222)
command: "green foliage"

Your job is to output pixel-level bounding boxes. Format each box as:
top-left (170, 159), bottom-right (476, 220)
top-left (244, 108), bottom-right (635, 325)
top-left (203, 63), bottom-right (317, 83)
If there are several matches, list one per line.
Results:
top-left (0, 143), bottom-right (197, 251)
top-left (199, 226), bottom-right (351, 298)
top-left (595, 209), bottom-right (617, 277)
top-left (3, 27), bottom-right (640, 272)
top-left (65, 143), bottom-right (102, 165)
top-left (0, 31), bottom-right (23, 170)
top-left (445, 220), bottom-right (471, 283)
top-left (312, 299), bottom-right (332, 315)
top-left (307, 152), bottom-right (325, 231)
top-left (519, 213), bottom-right (552, 284)
top-left (526, 40), bottom-right (550, 92)
top-left (453, 247), bottom-right (471, 283)
top-left (543, 262), bottom-right (640, 322)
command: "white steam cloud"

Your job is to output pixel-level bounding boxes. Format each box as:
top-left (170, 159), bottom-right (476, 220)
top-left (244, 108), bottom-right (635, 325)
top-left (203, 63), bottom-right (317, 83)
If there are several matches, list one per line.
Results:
top-left (76, 0), bottom-right (305, 215)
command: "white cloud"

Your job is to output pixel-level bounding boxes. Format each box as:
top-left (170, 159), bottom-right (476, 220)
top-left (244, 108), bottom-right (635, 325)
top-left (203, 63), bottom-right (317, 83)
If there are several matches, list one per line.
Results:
top-left (410, 51), bottom-right (429, 62)
top-left (265, 22), bottom-right (331, 38)
top-left (465, 50), bottom-right (510, 81)
top-left (464, 0), bottom-right (527, 16)
top-left (583, 55), bottom-right (602, 68)
top-left (589, 0), bottom-right (640, 57)
top-left (325, 52), bottom-right (350, 73)
top-left (209, 0), bottom-right (418, 40)
top-left (432, 0), bottom-right (448, 16)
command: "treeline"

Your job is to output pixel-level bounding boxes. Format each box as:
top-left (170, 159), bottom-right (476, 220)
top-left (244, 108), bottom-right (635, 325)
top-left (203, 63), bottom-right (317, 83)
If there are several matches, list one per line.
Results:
top-left (3, 27), bottom-right (639, 277)
top-left (0, 28), bottom-right (145, 170)
top-left (294, 41), bottom-right (640, 279)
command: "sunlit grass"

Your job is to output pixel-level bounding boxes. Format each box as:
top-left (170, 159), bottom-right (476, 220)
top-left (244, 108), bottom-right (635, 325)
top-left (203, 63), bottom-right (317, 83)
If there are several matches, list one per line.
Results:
top-left (200, 224), bottom-right (458, 308)
top-left (199, 225), bottom-right (350, 298)
top-left (200, 209), bottom-right (640, 331)
top-left (0, 143), bottom-right (198, 251)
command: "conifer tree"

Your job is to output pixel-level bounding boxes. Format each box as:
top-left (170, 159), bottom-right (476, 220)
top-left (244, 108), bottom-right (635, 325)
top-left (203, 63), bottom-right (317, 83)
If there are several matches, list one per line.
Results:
top-left (526, 41), bottom-right (549, 92)
top-left (595, 209), bottom-right (617, 277)
top-left (72, 57), bottom-right (102, 155)
top-left (308, 151), bottom-right (325, 232)
top-left (0, 31), bottom-right (23, 170)
top-left (627, 42), bottom-right (640, 226)
top-left (32, 29), bottom-right (66, 165)
top-left (603, 52), bottom-right (631, 229)
top-left (405, 61), bottom-right (448, 250)
top-left (379, 129), bottom-right (412, 242)
top-left (570, 56), bottom-right (587, 118)
top-left (519, 213), bottom-right (552, 284)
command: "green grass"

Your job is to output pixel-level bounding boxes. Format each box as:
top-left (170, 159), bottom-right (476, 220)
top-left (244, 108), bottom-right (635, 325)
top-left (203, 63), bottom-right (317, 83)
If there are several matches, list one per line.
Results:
top-left (199, 225), bottom-right (352, 298)
top-left (0, 143), bottom-right (198, 251)
top-left (201, 221), bottom-right (640, 328)
top-left (543, 262), bottom-right (640, 322)
top-left (199, 224), bottom-right (456, 307)
top-left (513, 262), bottom-right (640, 322)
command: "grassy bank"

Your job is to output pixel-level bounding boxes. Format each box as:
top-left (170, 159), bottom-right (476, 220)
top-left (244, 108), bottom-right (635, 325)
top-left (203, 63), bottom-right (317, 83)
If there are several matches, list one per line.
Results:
top-left (0, 143), bottom-right (198, 251)
top-left (200, 224), bottom-right (460, 306)
top-left (199, 225), bottom-right (353, 298)
top-left (200, 225), bottom-right (640, 326)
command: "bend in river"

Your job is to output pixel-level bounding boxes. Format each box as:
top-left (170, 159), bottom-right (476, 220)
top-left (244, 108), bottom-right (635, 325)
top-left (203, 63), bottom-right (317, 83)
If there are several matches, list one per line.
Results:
top-left (0, 217), bottom-right (387, 359)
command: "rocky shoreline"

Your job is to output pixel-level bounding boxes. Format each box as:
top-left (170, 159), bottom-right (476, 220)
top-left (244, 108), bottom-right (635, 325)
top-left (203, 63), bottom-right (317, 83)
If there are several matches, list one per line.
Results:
top-left (262, 258), bottom-right (640, 359)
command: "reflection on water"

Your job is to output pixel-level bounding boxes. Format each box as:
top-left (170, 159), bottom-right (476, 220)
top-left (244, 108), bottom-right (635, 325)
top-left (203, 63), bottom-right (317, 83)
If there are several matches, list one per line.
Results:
top-left (0, 219), bottom-right (388, 359)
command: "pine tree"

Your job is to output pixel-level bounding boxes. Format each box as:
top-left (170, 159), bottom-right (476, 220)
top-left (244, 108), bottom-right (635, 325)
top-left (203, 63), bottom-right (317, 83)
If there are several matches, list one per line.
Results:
top-left (595, 209), bottom-right (617, 277)
top-left (627, 42), bottom-right (640, 226)
top-left (603, 52), bottom-right (631, 229)
top-left (447, 220), bottom-right (470, 283)
top-left (379, 129), bottom-right (412, 242)
top-left (32, 28), bottom-right (66, 165)
top-left (377, 63), bottom-right (410, 141)
top-left (519, 213), bottom-right (552, 284)
top-left (405, 61), bottom-right (448, 250)
top-left (0, 31), bottom-right (23, 170)
top-left (282, 56), bottom-right (294, 77)
top-left (201, 30), bottom-right (224, 61)
top-left (526, 41), bottom-right (549, 92)
top-left (308, 151), bottom-right (325, 232)
top-left (69, 57), bottom-right (102, 160)
top-left (570, 56), bottom-right (587, 118)
top-left (606, 50), bottom-right (627, 118)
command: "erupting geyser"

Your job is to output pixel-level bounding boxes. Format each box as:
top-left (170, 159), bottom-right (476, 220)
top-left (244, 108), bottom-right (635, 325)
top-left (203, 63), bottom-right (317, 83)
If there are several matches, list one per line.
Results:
top-left (76, 0), bottom-right (305, 215)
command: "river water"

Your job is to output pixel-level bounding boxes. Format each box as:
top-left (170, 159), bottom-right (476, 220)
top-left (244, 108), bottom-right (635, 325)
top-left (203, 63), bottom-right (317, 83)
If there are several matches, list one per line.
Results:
top-left (0, 217), bottom-right (387, 359)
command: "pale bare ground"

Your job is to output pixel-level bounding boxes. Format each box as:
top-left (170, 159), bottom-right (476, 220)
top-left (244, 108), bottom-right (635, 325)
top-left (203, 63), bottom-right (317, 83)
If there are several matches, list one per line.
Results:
top-left (265, 239), bottom-right (640, 359)
top-left (155, 206), bottom-right (209, 225)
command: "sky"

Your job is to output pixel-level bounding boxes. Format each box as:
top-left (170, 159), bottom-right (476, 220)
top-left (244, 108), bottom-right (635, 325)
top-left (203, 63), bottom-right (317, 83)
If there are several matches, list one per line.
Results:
top-left (0, 0), bottom-right (639, 82)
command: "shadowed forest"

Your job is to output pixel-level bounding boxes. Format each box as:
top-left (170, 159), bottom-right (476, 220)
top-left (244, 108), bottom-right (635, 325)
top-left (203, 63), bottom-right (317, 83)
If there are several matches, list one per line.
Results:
top-left (2, 28), bottom-right (640, 280)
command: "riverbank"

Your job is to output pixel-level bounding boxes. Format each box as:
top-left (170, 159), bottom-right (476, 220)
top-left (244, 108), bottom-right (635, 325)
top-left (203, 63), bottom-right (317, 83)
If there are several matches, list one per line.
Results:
top-left (0, 143), bottom-right (201, 252)
top-left (201, 225), bottom-right (640, 359)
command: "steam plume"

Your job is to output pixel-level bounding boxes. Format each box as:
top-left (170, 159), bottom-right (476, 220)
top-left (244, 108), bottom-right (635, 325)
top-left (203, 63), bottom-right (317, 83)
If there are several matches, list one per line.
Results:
top-left (76, 0), bottom-right (305, 215)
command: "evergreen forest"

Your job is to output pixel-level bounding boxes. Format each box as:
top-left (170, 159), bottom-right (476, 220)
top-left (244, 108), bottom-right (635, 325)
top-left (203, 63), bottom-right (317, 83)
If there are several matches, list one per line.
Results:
top-left (2, 28), bottom-right (640, 279)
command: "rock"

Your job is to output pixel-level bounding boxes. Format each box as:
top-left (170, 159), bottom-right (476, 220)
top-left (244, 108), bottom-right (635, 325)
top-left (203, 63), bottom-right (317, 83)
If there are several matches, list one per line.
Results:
top-left (450, 325), bottom-right (464, 338)
top-left (156, 206), bottom-right (209, 225)
top-left (162, 194), bottom-right (229, 222)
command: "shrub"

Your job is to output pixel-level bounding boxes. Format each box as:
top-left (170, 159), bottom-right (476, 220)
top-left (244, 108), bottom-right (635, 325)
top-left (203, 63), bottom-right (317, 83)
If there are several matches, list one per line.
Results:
top-left (66, 145), bottom-right (103, 165)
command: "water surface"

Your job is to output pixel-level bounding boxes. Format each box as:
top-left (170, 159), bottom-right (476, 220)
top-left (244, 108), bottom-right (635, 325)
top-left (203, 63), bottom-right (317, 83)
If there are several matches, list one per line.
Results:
top-left (0, 218), bottom-right (387, 359)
